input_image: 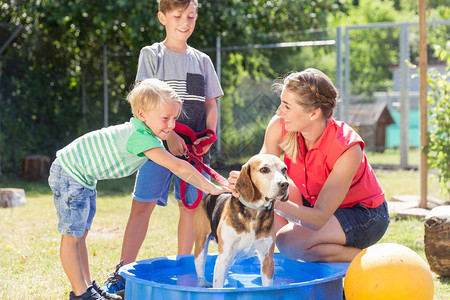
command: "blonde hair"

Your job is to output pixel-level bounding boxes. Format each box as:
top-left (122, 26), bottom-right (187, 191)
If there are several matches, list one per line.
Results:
top-left (126, 78), bottom-right (182, 117)
top-left (272, 68), bottom-right (339, 161)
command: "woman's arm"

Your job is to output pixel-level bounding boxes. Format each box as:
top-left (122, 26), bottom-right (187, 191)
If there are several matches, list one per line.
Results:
top-left (143, 147), bottom-right (229, 195)
top-left (228, 114), bottom-right (283, 197)
top-left (260, 115), bottom-right (283, 156)
top-left (275, 143), bottom-right (362, 230)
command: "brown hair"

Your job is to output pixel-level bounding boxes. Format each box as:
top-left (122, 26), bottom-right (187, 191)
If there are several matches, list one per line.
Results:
top-left (158, 0), bottom-right (198, 14)
top-left (272, 68), bottom-right (339, 161)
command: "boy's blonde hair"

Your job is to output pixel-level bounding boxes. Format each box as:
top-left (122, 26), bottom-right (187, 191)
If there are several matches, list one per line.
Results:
top-left (272, 68), bottom-right (339, 162)
top-left (158, 0), bottom-right (198, 13)
top-left (127, 78), bottom-right (182, 117)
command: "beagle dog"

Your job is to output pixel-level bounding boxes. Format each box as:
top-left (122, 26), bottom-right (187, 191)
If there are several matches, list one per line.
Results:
top-left (193, 154), bottom-right (289, 288)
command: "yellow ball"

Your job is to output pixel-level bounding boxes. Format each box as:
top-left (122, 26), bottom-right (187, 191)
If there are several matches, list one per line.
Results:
top-left (344, 243), bottom-right (434, 300)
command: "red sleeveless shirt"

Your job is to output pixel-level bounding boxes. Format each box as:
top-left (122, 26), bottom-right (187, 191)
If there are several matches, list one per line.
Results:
top-left (282, 118), bottom-right (385, 208)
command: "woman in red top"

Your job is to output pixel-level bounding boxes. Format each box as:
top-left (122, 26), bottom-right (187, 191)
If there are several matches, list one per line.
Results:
top-left (228, 68), bottom-right (389, 262)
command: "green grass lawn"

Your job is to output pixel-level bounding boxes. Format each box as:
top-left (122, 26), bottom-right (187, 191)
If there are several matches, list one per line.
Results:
top-left (366, 148), bottom-right (420, 167)
top-left (0, 170), bottom-right (449, 299)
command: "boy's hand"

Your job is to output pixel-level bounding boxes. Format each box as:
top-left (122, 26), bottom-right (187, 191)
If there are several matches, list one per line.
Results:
top-left (193, 134), bottom-right (214, 156)
top-left (167, 132), bottom-right (187, 156)
top-left (210, 184), bottom-right (231, 195)
top-left (227, 170), bottom-right (240, 198)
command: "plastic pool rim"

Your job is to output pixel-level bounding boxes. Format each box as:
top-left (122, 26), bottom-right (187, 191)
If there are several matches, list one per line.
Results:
top-left (119, 253), bottom-right (349, 294)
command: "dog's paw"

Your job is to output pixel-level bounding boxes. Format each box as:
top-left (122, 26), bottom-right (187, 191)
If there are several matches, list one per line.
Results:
top-left (197, 277), bottom-right (212, 288)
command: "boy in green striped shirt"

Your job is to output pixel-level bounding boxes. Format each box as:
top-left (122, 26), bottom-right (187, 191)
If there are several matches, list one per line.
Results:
top-left (48, 78), bottom-right (229, 300)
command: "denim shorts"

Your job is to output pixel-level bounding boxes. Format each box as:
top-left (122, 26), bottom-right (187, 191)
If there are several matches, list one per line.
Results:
top-left (303, 197), bottom-right (390, 249)
top-left (48, 161), bottom-right (97, 238)
top-left (133, 160), bottom-right (209, 206)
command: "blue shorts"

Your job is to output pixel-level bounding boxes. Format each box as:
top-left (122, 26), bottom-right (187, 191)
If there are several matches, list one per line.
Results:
top-left (48, 161), bottom-right (97, 238)
top-left (133, 160), bottom-right (209, 206)
top-left (303, 197), bottom-right (390, 249)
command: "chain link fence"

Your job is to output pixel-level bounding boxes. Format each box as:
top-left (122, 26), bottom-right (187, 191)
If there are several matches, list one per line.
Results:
top-left (1, 21), bottom-right (449, 175)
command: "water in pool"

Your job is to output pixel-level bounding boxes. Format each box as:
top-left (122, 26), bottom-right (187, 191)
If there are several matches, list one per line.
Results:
top-left (132, 255), bottom-right (326, 288)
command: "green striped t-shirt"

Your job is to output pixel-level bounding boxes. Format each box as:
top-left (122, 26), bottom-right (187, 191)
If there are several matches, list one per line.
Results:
top-left (57, 117), bottom-right (163, 189)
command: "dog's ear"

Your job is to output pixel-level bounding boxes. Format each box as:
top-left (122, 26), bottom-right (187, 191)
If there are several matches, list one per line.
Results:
top-left (236, 162), bottom-right (255, 200)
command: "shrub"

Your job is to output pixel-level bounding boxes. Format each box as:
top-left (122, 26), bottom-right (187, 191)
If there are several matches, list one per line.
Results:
top-left (426, 42), bottom-right (450, 195)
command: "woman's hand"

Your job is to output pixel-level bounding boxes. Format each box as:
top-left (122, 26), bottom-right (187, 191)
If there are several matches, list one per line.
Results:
top-left (227, 170), bottom-right (240, 198)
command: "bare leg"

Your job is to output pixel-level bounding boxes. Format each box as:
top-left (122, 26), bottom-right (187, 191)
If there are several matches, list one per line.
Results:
top-left (274, 213), bottom-right (288, 232)
top-left (78, 230), bottom-right (91, 284)
top-left (177, 202), bottom-right (196, 255)
top-left (60, 234), bottom-right (89, 296)
top-left (120, 200), bottom-right (157, 264)
top-left (276, 216), bottom-right (361, 262)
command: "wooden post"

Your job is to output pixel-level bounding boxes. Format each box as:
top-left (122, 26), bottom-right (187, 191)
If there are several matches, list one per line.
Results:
top-left (419, 0), bottom-right (428, 208)
top-left (399, 24), bottom-right (410, 169)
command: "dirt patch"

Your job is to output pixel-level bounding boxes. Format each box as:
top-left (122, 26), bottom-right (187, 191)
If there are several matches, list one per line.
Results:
top-left (89, 227), bottom-right (123, 239)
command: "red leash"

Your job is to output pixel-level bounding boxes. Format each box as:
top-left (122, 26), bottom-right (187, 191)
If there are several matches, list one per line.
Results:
top-left (174, 123), bottom-right (228, 209)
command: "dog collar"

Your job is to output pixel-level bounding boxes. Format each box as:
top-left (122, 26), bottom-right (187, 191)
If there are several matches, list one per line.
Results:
top-left (238, 196), bottom-right (273, 211)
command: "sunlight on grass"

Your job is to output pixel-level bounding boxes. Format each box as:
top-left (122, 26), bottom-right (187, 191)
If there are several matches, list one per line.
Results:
top-left (379, 218), bottom-right (425, 255)
top-left (0, 169), bottom-right (448, 299)
top-left (366, 148), bottom-right (420, 166)
top-left (380, 217), bottom-right (450, 299)
top-left (375, 169), bottom-right (445, 201)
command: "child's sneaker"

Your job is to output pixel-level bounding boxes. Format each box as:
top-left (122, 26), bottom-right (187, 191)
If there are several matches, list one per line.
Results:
top-left (69, 285), bottom-right (106, 300)
top-left (92, 280), bottom-right (122, 300)
top-left (101, 260), bottom-right (126, 297)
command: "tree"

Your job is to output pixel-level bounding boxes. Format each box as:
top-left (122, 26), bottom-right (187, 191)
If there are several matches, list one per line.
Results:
top-left (0, 0), bottom-right (344, 174)
top-left (328, 0), bottom-right (449, 96)
top-left (426, 44), bottom-right (450, 196)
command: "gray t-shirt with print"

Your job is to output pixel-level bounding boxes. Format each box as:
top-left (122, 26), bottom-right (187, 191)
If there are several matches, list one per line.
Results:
top-left (136, 42), bottom-right (223, 163)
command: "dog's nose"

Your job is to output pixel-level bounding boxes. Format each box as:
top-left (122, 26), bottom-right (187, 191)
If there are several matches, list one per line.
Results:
top-left (278, 181), bottom-right (289, 190)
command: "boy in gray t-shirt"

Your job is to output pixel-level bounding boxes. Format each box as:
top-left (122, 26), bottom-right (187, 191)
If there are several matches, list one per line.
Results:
top-left (102, 0), bottom-right (223, 296)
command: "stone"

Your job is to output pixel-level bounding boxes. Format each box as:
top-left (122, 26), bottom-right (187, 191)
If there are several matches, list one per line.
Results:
top-left (424, 205), bottom-right (450, 276)
top-left (0, 188), bottom-right (27, 208)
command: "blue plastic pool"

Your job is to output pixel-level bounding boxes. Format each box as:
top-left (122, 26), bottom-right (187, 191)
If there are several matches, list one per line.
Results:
top-left (119, 253), bottom-right (349, 300)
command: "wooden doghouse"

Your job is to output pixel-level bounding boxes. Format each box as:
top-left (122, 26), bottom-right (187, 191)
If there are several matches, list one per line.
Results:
top-left (348, 102), bottom-right (395, 152)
